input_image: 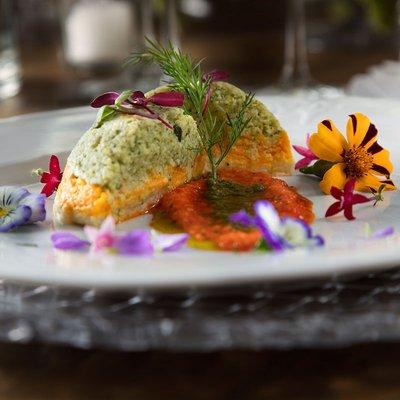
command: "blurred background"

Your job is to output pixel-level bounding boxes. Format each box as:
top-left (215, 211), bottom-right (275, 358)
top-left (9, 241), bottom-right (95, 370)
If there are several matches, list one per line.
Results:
top-left (1, 0), bottom-right (399, 117)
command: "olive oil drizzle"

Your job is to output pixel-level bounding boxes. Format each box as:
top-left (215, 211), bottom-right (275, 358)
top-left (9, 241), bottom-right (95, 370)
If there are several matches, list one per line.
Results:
top-left (205, 179), bottom-right (265, 224)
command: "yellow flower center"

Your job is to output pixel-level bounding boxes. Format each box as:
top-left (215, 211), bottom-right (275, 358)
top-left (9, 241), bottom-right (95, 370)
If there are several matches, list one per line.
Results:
top-left (0, 208), bottom-right (7, 218)
top-left (343, 147), bottom-right (373, 178)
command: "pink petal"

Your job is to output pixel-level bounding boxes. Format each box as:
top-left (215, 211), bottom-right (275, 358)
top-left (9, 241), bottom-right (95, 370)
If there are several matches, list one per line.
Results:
top-left (330, 186), bottom-right (343, 200)
top-left (293, 145), bottom-right (312, 158)
top-left (343, 205), bottom-right (355, 221)
top-left (99, 216), bottom-right (116, 235)
top-left (351, 194), bottom-right (371, 205)
top-left (325, 201), bottom-right (342, 218)
top-left (49, 155), bottom-right (61, 176)
top-left (84, 226), bottom-right (99, 243)
top-left (344, 179), bottom-right (356, 194)
top-left (295, 157), bottom-right (312, 170)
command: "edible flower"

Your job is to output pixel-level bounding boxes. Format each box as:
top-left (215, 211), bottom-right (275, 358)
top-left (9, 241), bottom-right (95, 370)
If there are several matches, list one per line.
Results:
top-left (293, 134), bottom-right (319, 169)
top-left (38, 155), bottom-right (63, 197)
top-left (301, 113), bottom-right (395, 194)
top-left (91, 89), bottom-right (185, 129)
top-left (0, 186), bottom-right (46, 232)
top-left (230, 200), bottom-right (324, 252)
top-left (325, 179), bottom-right (370, 220)
top-left (364, 223), bottom-right (395, 240)
top-left (51, 216), bottom-right (188, 256)
top-left (202, 69), bottom-right (230, 113)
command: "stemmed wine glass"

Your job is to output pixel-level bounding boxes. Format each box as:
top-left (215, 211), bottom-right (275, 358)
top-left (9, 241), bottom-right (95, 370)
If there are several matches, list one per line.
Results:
top-left (264, 0), bottom-right (342, 98)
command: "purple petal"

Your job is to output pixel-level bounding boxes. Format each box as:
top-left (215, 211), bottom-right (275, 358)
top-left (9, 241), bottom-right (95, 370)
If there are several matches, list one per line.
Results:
top-left (91, 92), bottom-right (120, 108)
top-left (51, 232), bottom-right (90, 250)
top-left (370, 226), bottom-right (395, 240)
top-left (0, 205), bottom-right (32, 232)
top-left (19, 193), bottom-right (46, 223)
top-left (0, 186), bottom-right (29, 205)
top-left (148, 91), bottom-right (185, 107)
top-left (203, 70), bottom-right (230, 82)
top-left (114, 230), bottom-right (154, 256)
top-left (229, 209), bottom-right (255, 227)
top-left (153, 233), bottom-right (189, 252)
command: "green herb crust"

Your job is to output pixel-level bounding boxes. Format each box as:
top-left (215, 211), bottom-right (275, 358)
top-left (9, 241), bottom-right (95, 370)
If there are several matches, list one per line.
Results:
top-left (68, 107), bottom-right (200, 191)
top-left (209, 81), bottom-right (283, 138)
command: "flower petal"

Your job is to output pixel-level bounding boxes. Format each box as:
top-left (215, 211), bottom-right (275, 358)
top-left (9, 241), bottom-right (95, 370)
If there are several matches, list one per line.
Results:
top-left (370, 226), bottom-right (394, 239)
top-left (343, 204), bottom-right (355, 220)
top-left (114, 230), bottom-right (154, 255)
top-left (293, 145), bottom-right (312, 158)
top-left (83, 226), bottom-right (99, 243)
top-left (309, 120), bottom-right (347, 163)
top-left (99, 216), bottom-right (116, 236)
top-left (0, 186), bottom-right (29, 205)
top-left (19, 193), bottom-right (46, 223)
top-left (320, 163), bottom-right (347, 194)
top-left (49, 155), bottom-right (61, 176)
top-left (254, 200), bottom-right (281, 233)
top-left (153, 233), bottom-right (189, 252)
top-left (346, 113), bottom-right (377, 149)
top-left (229, 209), bottom-right (255, 227)
top-left (372, 148), bottom-right (394, 176)
top-left (330, 186), bottom-right (343, 200)
top-left (280, 218), bottom-right (312, 247)
top-left (51, 232), bottom-right (89, 250)
top-left (354, 173), bottom-right (391, 192)
top-left (325, 201), bottom-right (342, 218)
top-left (351, 193), bottom-right (371, 205)
top-left (0, 205), bottom-right (31, 232)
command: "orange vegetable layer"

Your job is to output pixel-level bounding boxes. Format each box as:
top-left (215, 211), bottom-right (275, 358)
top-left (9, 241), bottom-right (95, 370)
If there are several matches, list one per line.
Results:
top-left (159, 169), bottom-right (314, 251)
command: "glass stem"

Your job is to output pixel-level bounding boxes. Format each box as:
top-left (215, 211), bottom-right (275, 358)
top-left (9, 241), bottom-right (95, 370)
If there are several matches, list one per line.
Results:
top-left (141, 0), bottom-right (155, 41)
top-left (164, 0), bottom-right (180, 48)
top-left (280, 0), bottom-right (313, 88)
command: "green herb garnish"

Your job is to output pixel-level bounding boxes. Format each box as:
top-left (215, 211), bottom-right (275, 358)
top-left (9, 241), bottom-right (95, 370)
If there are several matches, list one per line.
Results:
top-left (127, 38), bottom-right (254, 182)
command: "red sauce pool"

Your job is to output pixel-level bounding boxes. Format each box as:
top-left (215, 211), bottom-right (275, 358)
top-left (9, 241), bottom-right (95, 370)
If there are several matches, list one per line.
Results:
top-left (158, 169), bottom-right (314, 251)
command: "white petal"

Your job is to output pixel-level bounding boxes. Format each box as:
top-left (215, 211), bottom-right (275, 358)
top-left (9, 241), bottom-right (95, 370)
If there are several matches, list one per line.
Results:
top-left (254, 201), bottom-right (281, 233)
top-left (280, 219), bottom-right (310, 246)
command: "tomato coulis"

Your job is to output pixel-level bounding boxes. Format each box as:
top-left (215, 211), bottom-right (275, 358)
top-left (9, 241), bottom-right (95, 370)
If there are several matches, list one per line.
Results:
top-left (158, 169), bottom-right (314, 251)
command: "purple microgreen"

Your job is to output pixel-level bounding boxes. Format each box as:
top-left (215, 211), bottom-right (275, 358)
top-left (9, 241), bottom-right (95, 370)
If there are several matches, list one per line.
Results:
top-left (202, 70), bottom-right (230, 82)
top-left (91, 92), bottom-right (119, 108)
top-left (147, 91), bottom-right (185, 107)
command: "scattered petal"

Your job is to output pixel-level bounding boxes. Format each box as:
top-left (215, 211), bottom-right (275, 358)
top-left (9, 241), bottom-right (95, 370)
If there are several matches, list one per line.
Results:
top-left (51, 232), bottom-right (89, 250)
top-left (153, 232), bottom-right (189, 252)
top-left (114, 230), bottom-right (154, 255)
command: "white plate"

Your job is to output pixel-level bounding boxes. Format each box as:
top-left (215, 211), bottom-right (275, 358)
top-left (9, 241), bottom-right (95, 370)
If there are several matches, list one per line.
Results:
top-left (1, 95), bottom-right (400, 290)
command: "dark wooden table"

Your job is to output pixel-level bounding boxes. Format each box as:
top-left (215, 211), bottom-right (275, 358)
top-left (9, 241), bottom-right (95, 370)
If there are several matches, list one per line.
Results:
top-left (1, 43), bottom-right (400, 400)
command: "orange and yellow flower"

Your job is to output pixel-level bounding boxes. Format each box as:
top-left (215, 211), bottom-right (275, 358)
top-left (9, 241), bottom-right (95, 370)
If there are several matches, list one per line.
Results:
top-left (309, 113), bottom-right (396, 194)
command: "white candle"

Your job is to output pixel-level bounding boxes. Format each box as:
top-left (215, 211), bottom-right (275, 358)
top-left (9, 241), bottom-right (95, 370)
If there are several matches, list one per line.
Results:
top-left (64, 0), bottom-right (135, 66)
